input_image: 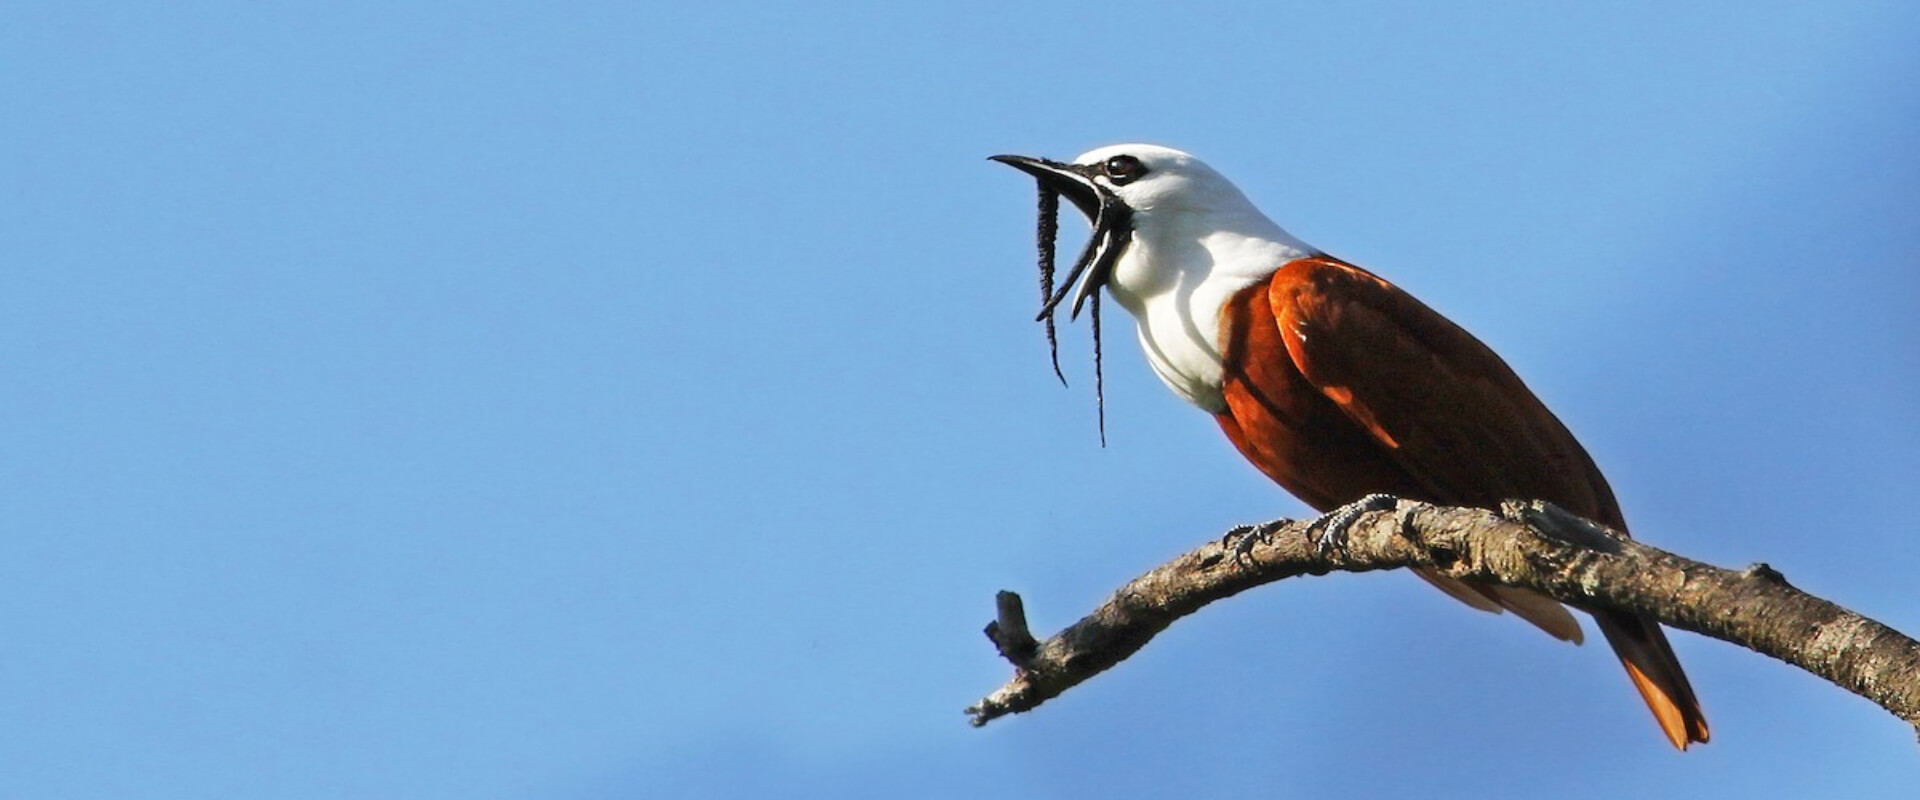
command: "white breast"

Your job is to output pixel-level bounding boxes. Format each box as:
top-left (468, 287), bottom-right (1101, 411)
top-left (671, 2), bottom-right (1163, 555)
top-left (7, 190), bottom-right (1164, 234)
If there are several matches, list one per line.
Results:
top-left (1105, 224), bottom-right (1316, 413)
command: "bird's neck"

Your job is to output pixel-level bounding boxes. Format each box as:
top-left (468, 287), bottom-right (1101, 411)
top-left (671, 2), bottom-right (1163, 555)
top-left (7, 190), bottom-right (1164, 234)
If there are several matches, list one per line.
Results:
top-left (1104, 209), bottom-right (1318, 413)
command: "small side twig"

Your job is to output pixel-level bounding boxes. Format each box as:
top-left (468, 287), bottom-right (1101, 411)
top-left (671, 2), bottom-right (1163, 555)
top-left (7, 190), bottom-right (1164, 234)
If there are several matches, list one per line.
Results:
top-left (984, 590), bottom-right (1039, 667)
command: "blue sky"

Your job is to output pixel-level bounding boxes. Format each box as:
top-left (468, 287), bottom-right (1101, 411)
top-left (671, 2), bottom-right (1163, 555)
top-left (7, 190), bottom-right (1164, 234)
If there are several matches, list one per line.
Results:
top-left (4, 2), bottom-right (1918, 797)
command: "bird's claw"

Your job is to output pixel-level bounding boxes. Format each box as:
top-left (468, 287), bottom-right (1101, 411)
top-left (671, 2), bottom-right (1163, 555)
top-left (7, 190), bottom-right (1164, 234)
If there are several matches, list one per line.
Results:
top-left (1307, 494), bottom-right (1399, 558)
top-left (1222, 520), bottom-right (1288, 567)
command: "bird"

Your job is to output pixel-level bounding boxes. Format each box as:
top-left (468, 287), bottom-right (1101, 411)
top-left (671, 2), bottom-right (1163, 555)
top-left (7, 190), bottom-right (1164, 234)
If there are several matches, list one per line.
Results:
top-left (991, 144), bottom-right (1709, 750)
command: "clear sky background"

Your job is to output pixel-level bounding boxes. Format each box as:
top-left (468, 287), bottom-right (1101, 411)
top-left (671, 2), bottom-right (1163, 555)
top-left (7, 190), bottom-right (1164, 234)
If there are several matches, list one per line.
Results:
top-left (4, 2), bottom-right (1918, 797)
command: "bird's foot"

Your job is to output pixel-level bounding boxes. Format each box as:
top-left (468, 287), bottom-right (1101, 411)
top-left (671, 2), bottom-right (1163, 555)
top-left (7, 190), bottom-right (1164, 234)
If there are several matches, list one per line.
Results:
top-left (1307, 494), bottom-right (1399, 558)
top-left (1222, 520), bottom-right (1290, 567)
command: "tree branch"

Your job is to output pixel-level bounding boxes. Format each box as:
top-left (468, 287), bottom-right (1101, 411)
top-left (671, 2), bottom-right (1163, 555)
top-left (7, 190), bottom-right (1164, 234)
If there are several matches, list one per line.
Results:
top-left (966, 499), bottom-right (1920, 738)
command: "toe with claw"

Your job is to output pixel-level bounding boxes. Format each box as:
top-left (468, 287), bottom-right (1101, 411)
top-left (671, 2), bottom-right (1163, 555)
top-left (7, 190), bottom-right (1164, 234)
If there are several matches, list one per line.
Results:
top-left (1307, 494), bottom-right (1399, 558)
top-left (1222, 520), bottom-right (1290, 567)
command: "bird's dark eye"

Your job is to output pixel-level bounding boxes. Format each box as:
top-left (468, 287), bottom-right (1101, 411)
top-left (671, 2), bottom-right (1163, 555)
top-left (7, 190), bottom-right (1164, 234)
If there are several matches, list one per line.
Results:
top-left (1102, 155), bottom-right (1146, 185)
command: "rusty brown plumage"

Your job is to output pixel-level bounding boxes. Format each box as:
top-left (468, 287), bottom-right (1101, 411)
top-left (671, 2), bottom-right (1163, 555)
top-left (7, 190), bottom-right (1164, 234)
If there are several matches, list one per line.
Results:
top-left (1216, 255), bottom-right (1709, 749)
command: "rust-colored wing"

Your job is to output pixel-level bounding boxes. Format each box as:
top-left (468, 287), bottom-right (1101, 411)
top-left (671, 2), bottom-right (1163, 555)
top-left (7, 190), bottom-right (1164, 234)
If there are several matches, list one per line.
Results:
top-left (1268, 257), bottom-right (1620, 524)
top-left (1214, 255), bottom-right (1708, 749)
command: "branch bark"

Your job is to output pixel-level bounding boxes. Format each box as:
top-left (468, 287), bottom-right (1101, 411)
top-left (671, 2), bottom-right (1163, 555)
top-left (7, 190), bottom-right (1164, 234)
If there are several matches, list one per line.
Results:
top-left (966, 499), bottom-right (1920, 738)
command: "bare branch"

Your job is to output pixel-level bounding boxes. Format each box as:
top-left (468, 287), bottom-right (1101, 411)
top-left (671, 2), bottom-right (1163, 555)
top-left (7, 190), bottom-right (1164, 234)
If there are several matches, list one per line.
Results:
top-left (965, 499), bottom-right (1920, 738)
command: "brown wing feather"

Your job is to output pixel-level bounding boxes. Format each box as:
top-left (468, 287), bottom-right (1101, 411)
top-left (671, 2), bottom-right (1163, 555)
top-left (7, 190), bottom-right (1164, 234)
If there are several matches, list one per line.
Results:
top-left (1215, 255), bottom-right (1707, 749)
top-left (1270, 257), bottom-right (1618, 525)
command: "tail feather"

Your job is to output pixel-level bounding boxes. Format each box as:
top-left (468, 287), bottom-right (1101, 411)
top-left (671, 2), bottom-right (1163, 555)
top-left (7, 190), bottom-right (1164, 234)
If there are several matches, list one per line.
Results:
top-left (1412, 569), bottom-right (1584, 643)
top-left (1596, 611), bottom-right (1710, 749)
top-left (1413, 571), bottom-right (1708, 748)
top-left (1480, 585), bottom-right (1584, 645)
top-left (1411, 568), bottom-right (1503, 613)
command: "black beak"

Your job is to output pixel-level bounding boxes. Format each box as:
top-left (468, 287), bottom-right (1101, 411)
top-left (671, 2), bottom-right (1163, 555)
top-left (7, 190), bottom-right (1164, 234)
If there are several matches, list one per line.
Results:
top-left (989, 155), bottom-right (1133, 320)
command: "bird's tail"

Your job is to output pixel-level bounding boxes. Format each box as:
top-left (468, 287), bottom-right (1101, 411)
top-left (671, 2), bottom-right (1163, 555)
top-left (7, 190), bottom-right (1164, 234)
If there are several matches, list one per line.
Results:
top-left (1412, 569), bottom-right (1585, 643)
top-left (1595, 611), bottom-right (1710, 749)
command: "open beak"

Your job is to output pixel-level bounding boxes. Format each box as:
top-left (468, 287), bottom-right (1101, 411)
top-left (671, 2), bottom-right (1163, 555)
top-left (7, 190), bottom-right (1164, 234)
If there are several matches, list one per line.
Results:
top-left (989, 155), bottom-right (1133, 320)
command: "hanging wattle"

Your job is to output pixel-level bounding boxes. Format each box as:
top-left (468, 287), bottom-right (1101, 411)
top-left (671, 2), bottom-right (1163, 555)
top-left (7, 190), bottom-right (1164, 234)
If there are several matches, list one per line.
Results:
top-left (995, 144), bottom-right (1710, 749)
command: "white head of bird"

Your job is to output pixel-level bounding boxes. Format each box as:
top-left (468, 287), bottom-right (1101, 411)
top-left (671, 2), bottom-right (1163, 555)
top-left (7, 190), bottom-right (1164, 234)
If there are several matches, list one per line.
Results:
top-left (992, 144), bottom-right (1318, 411)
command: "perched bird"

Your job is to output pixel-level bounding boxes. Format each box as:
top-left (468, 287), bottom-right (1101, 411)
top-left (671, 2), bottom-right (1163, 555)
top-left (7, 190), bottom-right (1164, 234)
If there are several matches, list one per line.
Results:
top-left (992, 144), bottom-right (1709, 749)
